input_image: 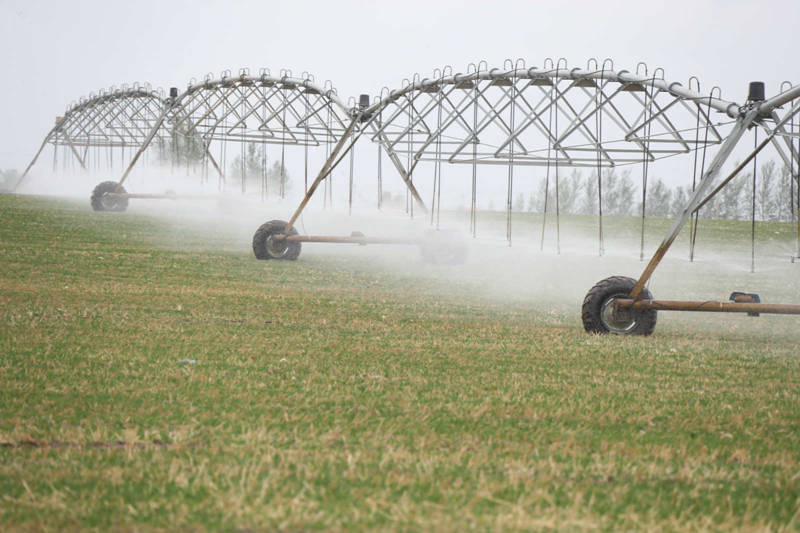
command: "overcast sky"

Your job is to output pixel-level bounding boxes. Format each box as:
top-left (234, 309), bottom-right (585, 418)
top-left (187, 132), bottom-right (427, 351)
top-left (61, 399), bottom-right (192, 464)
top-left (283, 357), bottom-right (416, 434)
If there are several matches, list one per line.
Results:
top-left (2, 0), bottom-right (799, 171)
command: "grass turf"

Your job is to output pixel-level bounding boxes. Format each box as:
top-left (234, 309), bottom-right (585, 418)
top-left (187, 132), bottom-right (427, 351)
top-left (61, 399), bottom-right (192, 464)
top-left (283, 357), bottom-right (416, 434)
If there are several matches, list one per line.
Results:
top-left (1, 195), bottom-right (799, 531)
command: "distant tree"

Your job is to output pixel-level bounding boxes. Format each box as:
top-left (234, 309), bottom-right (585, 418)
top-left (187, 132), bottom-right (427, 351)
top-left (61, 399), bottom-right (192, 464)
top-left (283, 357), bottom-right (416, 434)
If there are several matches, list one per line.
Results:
top-left (618, 171), bottom-right (637, 216)
top-left (156, 127), bottom-right (206, 167)
top-left (700, 184), bottom-right (721, 219)
top-left (603, 169), bottom-right (635, 215)
top-left (229, 143), bottom-right (291, 196)
top-left (581, 171), bottom-right (599, 215)
top-left (671, 186), bottom-right (689, 217)
top-left (777, 164), bottom-right (795, 221)
top-left (526, 192), bottom-right (537, 212)
top-left (720, 172), bottom-right (749, 220)
top-left (756, 160), bottom-right (778, 221)
top-left (536, 176), bottom-right (551, 213)
top-left (514, 192), bottom-right (525, 212)
top-left (558, 169), bottom-right (582, 214)
top-left (534, 170), bottom-right (582, 214)
top-left (0, 169), bottom-right (20, 191)
top-left (266, 160), bottom-right (291, 197)
top-left (645, 178), bottom-right (673, 217)
top-left (700, 166), bottom-right (748, 221)
top-left (229, 142), bottom-right (263, 192)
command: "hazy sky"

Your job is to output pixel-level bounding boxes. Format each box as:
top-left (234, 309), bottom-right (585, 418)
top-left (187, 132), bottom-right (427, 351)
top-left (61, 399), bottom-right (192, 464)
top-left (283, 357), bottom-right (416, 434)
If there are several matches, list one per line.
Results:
top-left (2, 0), bottom-right (799, 171)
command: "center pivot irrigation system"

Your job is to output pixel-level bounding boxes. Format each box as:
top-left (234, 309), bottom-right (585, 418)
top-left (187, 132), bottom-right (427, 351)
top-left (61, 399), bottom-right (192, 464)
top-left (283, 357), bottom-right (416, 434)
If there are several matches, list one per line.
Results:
top-left (16, 60), bottom-right (800, 335)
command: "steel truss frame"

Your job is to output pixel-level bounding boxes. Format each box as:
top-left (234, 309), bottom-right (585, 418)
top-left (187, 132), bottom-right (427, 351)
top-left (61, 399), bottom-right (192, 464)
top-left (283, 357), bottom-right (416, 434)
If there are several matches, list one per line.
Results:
top-left (367, 63), bottom-right (731, 168)
top-left (15, 60), bottom-right (800, 333)
top-left (15, 86), bottom-right (175, 190)
top-left (172, 71), bottom-right (350, 146)
top-left (275, 62), bottom-right (800, 328)
top-left (112, 71), bottom-right (362, 196)
top-left (617, 87), bottom-right (800, 318)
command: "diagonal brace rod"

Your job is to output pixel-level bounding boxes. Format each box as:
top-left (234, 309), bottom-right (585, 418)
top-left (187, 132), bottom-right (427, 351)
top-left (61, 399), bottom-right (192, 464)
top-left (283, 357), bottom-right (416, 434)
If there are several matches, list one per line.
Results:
top-left (284, 116), bottom-right (361, 233)
top-left (692, 122), bottom-right (785, 213)
top-left (629, 108), bottom-right (758, 300)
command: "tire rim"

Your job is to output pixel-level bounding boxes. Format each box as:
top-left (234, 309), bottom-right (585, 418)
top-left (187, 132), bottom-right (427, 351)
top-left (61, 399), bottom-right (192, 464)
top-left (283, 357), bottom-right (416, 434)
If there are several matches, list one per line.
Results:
top-left (600, 296), bottom-right (637, 334)
top-left (100, 193), bottom-right (117, 211)
top-left (265, 234), bottom-right (290, 258)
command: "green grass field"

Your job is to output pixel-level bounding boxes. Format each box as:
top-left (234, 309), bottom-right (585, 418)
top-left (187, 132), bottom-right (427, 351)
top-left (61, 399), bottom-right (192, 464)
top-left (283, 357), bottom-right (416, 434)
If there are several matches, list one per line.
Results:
top-left (1, 194), bottom-right (799, 531)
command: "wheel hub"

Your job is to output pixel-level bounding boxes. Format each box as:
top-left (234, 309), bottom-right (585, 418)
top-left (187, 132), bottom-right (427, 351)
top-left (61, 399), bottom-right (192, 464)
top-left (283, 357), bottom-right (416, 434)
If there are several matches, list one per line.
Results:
top-left (600, 297), bottom-right (637, 334)
top-left (100, 194), bottom-right (117, 210)
top-left (265, 234), bottom-right (289, 258)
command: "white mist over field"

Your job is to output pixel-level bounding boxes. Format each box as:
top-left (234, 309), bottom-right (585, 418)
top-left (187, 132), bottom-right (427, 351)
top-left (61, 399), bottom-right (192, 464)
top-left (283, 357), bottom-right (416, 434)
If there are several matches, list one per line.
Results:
top-left (17, 164), bottom-right (799, 339)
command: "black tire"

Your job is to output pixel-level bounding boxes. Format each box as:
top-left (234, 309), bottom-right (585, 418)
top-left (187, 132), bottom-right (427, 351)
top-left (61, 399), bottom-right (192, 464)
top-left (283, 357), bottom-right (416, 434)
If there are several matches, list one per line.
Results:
top-left (582, 276), bottom-right (657, 336)
top-left (91, 181), bottom-right (128, 212)
top-left (419, 230), bottom-right (468, 265)
top-left (252, 220), bottom-right (301, 261)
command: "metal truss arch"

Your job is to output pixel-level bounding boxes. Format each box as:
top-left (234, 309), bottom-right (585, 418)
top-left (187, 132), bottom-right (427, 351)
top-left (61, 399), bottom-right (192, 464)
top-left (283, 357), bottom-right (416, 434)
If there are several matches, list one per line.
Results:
top-left (54, 85), bottom-right (170, 148)
top-left (14, 85), bottom-right (176, 190)
top-left (165, 72), bottom-right (353, 148)
top-left (106, 71), bottom-right (357, 190)
top-left (364, 62), bottom-right (743, 169)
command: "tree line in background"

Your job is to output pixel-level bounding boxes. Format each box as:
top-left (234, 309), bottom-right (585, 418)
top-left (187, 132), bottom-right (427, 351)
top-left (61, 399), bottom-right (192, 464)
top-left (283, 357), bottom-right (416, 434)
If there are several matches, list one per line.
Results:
top-left (224, 141), bottom-right (798, 222)
top-left (0, 168), bottom-right (20, 191)
top-left (155, 138), bottom-right (292, 195)
top-left (4, 138), bottom-right (798, 222)
top-left (227, 143), bottom-right (291, 195)
top-left (510, 160), bottom-right (797, 221)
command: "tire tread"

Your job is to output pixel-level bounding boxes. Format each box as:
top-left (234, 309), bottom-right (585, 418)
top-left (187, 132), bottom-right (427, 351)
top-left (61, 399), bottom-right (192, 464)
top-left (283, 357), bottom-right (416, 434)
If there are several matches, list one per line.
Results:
top-left (90, 181), bottom-right (128, 212)
top-left (581, 276), bottom-right (657, 336)
top-left (252, 219), bottom-right (301, 261)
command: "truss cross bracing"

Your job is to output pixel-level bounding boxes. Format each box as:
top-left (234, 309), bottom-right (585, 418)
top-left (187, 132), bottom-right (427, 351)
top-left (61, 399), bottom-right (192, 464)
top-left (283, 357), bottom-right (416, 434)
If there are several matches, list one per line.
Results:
top-left (366, 65), bottom-right (731, 169)
top-left (14, 59), bottom-right (800, 335)
top-left (170, 72), bottom-right (351, 147)
top-left (16, 60), bottom-right (800, 237)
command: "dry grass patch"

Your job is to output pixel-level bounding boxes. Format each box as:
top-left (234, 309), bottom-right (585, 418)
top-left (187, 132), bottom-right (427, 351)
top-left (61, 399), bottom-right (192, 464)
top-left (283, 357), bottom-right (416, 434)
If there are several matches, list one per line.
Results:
top-left (1, 195), bottom-right (799, 531)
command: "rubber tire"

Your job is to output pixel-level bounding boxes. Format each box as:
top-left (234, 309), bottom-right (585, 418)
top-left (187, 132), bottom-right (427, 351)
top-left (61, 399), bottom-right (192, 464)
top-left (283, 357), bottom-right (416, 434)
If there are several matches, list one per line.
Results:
top-left (252, 220), bottom-right (301, 261)
top-left (419, 230), bottom-right (468, 265)
top-left (582, 276), bottom-right (657, 336)
top-left (91, 181), bottom-right (128, 212)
